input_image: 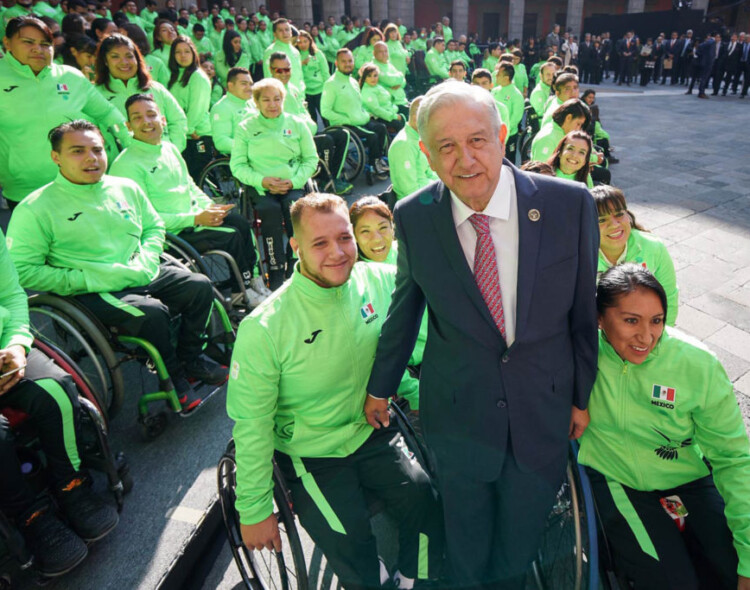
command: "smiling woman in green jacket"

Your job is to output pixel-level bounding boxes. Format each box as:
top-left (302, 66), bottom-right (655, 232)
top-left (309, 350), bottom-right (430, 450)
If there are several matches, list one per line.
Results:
top-left (0, 16), bottom-right (129, 206)
top-left (546, 129), bottom-right (594, 188)
top-left (167, 35), bottom-right (213, 182)
top-left (579, 264), bottom-right (750, 590)
top-left (592, 185), bottom-right (679, 326)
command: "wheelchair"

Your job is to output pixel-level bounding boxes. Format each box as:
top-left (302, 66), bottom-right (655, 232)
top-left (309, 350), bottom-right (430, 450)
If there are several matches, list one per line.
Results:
top-left (27, 253), bottom-right (235, 440)
top-left (321, 126), bottom-right (366, 185)
top-left (218, 399), bottom-right (600, 589)
top-left (0, 338), bottom-right (132, 584)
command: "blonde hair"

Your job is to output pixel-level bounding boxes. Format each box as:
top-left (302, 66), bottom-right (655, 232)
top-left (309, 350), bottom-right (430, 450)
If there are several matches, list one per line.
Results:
top-left (252, 77), bottom-right (286, 103)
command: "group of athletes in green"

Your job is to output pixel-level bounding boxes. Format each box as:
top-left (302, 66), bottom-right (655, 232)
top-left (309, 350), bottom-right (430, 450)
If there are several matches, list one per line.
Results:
top-left (0, 6), bottom-right (748, 590)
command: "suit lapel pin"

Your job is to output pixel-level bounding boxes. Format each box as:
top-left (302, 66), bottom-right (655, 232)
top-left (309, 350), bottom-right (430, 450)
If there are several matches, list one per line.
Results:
top-left (528, 209), bottom-right (541, 222)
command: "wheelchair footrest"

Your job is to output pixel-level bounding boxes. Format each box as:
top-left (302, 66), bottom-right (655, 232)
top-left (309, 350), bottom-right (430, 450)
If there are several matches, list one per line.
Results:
top-left (178, 383), bottom-right (224, 418)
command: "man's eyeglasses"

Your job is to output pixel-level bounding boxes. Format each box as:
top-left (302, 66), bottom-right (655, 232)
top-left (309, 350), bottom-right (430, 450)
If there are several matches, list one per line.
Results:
top-left (273, 67), bottom-right (291, 73)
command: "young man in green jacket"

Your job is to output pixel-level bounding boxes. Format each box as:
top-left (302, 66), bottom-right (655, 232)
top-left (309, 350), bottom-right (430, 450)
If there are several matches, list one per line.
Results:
top-left (209, 66), bottom-right (257, 154)
top-left (7, 120), bottom-right (227, 410)
top-left (321, 48), bottom-right (388, 178)
top-left (227, 193), bottom-right (441, 590)
top-left (491, 63), bottom-right (524, 159)
top-left (261, 18), bottom-right (304, 93)
top-left (425, 37), bottom-right (449, 80)
top-left (387, 96), bottom-right (438, 200)
top-left (110, 94), bottom-right (269, 307)
top-left (529, 62), bottom-right (555, 118)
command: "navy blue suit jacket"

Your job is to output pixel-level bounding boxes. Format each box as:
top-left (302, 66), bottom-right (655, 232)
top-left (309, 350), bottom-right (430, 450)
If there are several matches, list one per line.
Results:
top-left (367, 164), bottom-right (599, 481)
top-left (697, 38), bottom-right (717, 70)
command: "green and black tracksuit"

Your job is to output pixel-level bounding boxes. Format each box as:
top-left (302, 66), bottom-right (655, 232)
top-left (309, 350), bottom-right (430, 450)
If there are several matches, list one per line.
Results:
top-left (578, 329), bottom-right (750, 588)
top-left (227, 262), bottom-right (441, 588)
top-left (0, 229), bottom-right (83, 518)
top-left (6, 173), bottom-right (214, 378)
top-left (321, 70), bottom-right (387, 165)
top-left (110, 139), bottom-right (258, 291)
top-left (229, 110), bottom-right (317, 288)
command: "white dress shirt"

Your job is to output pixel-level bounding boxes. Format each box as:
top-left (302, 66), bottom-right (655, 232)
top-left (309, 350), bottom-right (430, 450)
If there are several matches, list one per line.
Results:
top-left (450, 165), bottom-right (519, 345)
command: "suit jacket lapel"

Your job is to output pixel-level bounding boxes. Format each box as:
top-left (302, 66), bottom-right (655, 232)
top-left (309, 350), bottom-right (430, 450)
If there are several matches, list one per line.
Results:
top-left (430, 182), bottom-right (503, 336)
top-left (512, 165), bottom-right (542, 341)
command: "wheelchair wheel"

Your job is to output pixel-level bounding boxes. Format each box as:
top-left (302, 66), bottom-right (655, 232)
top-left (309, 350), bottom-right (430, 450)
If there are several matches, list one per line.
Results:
top-left (533, 443), bottom-right (599, 590)
top-left (217, 440), bottom-right (309, 589)
top-left (198, 157), bottom-right (249, 218)
top-left (324, 126), bottom-right (365, 183)
top-left (28, 294), bottom-right (125, 419)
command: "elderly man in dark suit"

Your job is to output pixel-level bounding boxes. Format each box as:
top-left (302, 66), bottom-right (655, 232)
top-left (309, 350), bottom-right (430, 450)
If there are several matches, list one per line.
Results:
top-left (696, 32), bottom-right (722, 98)
top-left (364, 83), bottom-right (599, 589)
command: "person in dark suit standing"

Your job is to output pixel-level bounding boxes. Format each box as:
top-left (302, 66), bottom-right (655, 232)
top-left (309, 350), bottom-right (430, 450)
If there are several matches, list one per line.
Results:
top-left (663, 31), bottom-right (680, 84)
top-left (579, 33), bottom-right (594, 83)
top-left (617, 30), bottom-right (636, 85)
top-left (740, 37), bottom-right (750, 98)
top-left (364, 82), bottom-right (599, 589)
top-left (677, 29), bottom-right (694, 84)
top-left (695, 32), bottom-right (721, 98)
top-left (710, 35), bottom-right (728, 95)
top-left (718, 33), bottom-right (742, 95)
top-left (601, 32), bottom-right (613, 79)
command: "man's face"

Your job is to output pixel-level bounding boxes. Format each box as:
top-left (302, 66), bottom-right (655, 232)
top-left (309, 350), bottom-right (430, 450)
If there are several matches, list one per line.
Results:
top-left (270, 57), bottom-right (291, 85)
top-left (443, 17), bottom-right (450, 26)
top-left (421, 100), bottom-right (505, 209)
top-left (541, 65), bottom-right (555, 86)
top-left (194, 29), bottom-right (204, 40)
top-left (447, 41), bottom-right (457, 52)
top-left (336, 51), bottom-right (354, 75)
top-left (215, 18), bottom-right (225, 31)
top-left (51, 129), bottom-right (107, 185)
top-left (4, 26), bottom-right (54, 73)
top-left (731, 34), bottom-right (737, 43)
top-left (275, 21), bottom-right (292, 42)
top-left (124, 1), bottom-right (136, 14)
top-left (585, 34), bottom-right (591, 42)
top-left (259, 20), bottom-right (266, 31)
top-left (449, 65), bottom-right (466, 80)
top-left (228, 72), bottom-right (253, 100)
top-left (434, 41), bottom-right (445, 53)
top-left (472, 77), bottom-right (492, 91)
top-left (291, 207), bottom-right (357, 288)
top-left (373, 42), bottom-right (388, 62)
top-left (553, 25), bottom-right (560, 34)
top-left (127, 100), bottom-right (165, 145)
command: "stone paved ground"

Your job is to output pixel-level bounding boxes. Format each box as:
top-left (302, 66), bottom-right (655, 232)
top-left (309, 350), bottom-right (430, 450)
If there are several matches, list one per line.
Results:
top-left (594, 81), bottom-right (750, 429)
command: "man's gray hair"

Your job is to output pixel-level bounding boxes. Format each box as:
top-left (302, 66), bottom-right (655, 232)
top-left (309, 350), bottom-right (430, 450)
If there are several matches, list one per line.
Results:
top-left (417, 81), bottom-right (502, 141)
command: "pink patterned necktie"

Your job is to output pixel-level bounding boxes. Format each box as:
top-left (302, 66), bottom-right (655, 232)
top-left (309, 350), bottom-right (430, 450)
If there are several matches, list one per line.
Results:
top-left (468, 214), bottom-right (506, 340)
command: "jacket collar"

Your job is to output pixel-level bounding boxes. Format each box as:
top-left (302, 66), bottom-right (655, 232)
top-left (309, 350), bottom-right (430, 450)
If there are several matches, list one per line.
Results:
top-left (290, 262), bottom-right (355, 301)
top-left (5, 51), bottom-right (51, 80)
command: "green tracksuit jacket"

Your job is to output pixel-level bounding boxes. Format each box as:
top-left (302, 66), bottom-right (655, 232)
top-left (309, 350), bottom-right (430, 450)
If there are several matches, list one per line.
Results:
top-left (374, 59), bottom-right (407, 105)
top-left (425, 48), bottom-right (449, 79)
top-left (193, 36), bottom-right (215, 58)
top-left (555, 168), bottom-right (594, 188)
top-left (530, 121), bottom-right (564, 162)
top-left (529, 81), bottom-right (551, 117)
top-left (513, 63), bottom-right (528, 94)
top-left (140, 8), bottom-right (158, 35)
top-left (411, 38), bottom-right (427, 53)
top-left (322, 35), bottom-right (340, 64)
top-left (145, 53), bottom-right (170, 87)
top-left (598, 228), bottom-right (679, 326)
top-left (320, 70), bottom-right (370, 127)
top-left (491, 83), bottom-right (524, 136)
top-left (579, 329), bottom-right (750, 575)
top-left (210, 92), bottom-right (257, 155)
top-left (229, 111), bottom-right (317, 195)
top-left (215, 50), bottom-right (251, 89)
top-left (109, 139), bottom-right (213, 233)
top-left (226, 262), bottom-right (419, 525)
top-left (262, 40), bottom-right (305, 93)
top-left (386, 40), bottom-right (410, 75)
top-left (299, 49), bottom-right (329, 96)
top-left (353, 44), bottom-right (374, 71)
top-left (282, 82), bottom-right (317, 136)
top-left (540, 96), bottom-right (563, 128)
top-left (387, 125), bottom-right (437, 200)
top-left (0, 228), bottom-right (34, 352)
top-left (168, 68), bottom-right (212, 136)
top-left (0, 54), bottom-right (129, 202)
top-left (7, 173), bottom-right (165, 295)
top-left (361, 83), bottom-right (398, 122)
top-left (95, 77), bottom-right (188, 153)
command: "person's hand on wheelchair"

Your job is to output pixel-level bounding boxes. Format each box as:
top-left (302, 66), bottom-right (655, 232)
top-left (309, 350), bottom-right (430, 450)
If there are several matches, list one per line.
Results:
top-left (0, 344), bottom-right (27, 396)
top-left (364, 393), bottom-right (390, 429)
top-left (241, 514), bottom-right (282, 552)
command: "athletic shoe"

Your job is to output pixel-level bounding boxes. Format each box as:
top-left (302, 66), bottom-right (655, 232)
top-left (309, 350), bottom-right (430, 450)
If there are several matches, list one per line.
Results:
top-left (244, 287), bottom-right (266, 308)
top-left (608, 156), bottom-right (620, 164)
top-left (57, 477), bottom-right (119, 542)
top-left (20, 504), bottom-right (88, 577)
top-left (374, 157), bottom-right (390, 174)
top-left (249, 276), bottom-right (272, 297)
top-left (174, 377), bottom-right (202, 413)
top-left (184, 355), bottom-right (228, 385)
top-left (333, 178), bottom-right (354, 195)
